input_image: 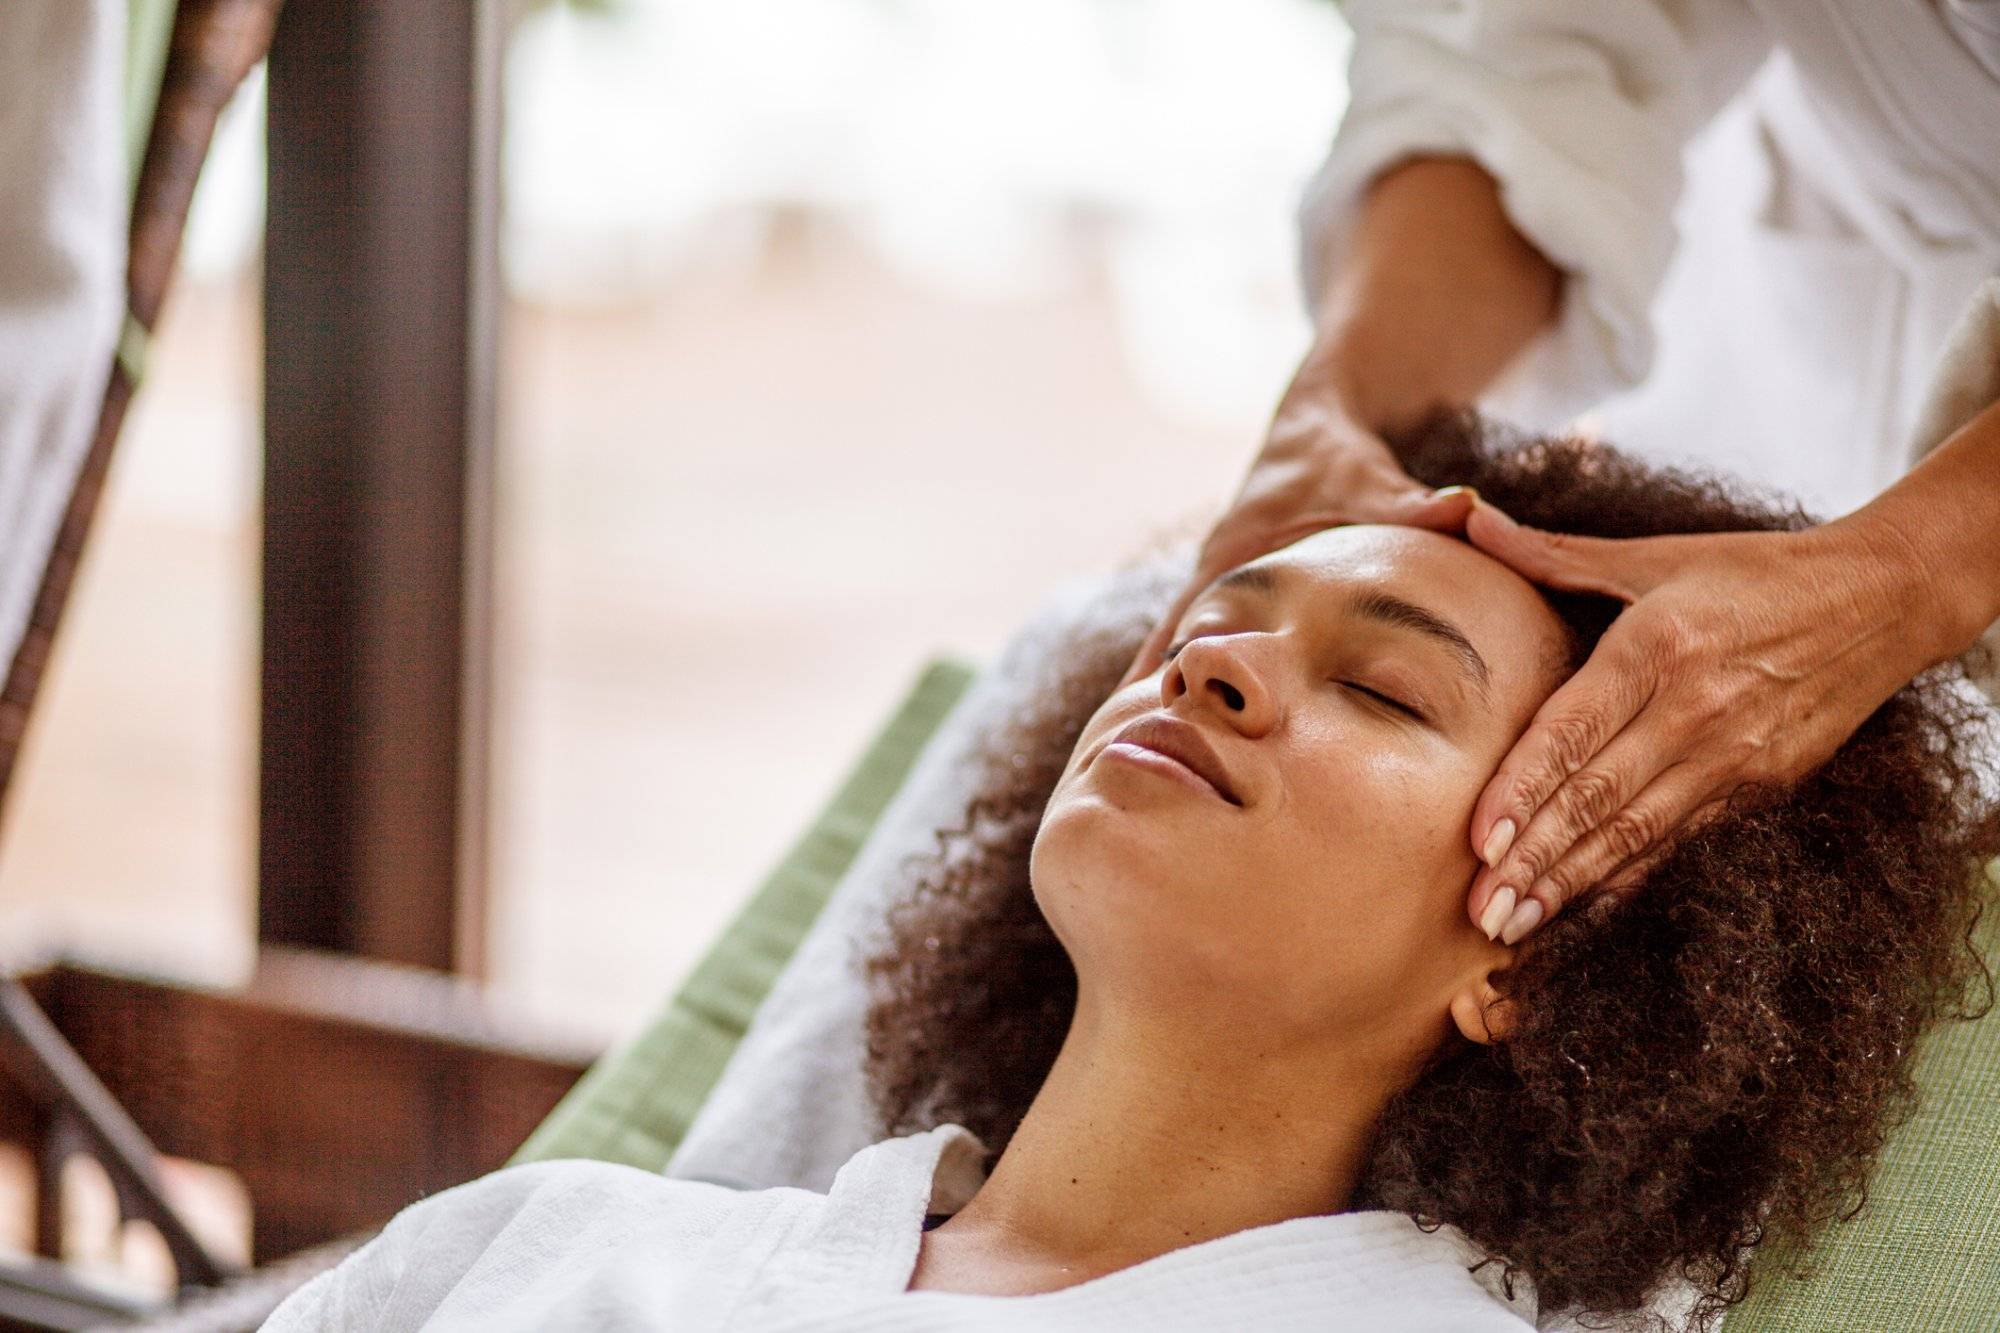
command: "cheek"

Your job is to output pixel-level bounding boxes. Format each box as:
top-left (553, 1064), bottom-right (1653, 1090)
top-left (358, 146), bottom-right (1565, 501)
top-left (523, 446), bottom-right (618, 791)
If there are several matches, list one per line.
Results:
top-left (1251, 730), bottom-right (1486, 995)
top-left (1286, 725), bottom-right (1476, 883)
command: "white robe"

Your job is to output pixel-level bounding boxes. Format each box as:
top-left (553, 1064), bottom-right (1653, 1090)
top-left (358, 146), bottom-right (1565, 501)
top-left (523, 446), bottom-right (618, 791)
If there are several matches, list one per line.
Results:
top-left (261, 1125), bottom-right (1537, 1331)
top-left (1302, 0), bottom-right (2000, 520)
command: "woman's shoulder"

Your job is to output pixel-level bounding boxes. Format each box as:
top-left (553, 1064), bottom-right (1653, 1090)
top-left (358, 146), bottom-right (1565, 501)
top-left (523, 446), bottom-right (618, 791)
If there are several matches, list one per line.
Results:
top-left (403, 1126), bottom-right (966, 1235)
top-left (394, 1156), bottom-right (792, 1244)
top-left (265, 1159), bottom-right (816, 1330)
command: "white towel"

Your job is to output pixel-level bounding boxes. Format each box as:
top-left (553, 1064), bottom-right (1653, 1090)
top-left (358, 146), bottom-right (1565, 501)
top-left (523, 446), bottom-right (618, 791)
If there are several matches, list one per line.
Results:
top-left (667, 550), bottom-right (1188, 1194)
top-left (0, 0), bottom-right (126, 685)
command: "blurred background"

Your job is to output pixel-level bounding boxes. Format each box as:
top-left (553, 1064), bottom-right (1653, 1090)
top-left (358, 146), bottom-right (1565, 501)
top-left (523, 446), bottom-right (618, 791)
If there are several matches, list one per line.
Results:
top-left (0, 0), bottom-right (1350, 1043)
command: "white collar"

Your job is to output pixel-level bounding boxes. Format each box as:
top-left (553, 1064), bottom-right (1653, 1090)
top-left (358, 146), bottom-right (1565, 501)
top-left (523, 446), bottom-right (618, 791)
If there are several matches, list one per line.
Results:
top-left (796, 1124), bottom-right (1537, 1323)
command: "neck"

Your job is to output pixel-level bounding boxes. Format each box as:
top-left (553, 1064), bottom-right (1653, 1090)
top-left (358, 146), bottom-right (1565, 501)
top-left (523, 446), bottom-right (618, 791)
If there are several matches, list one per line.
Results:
top-left (938, 989), bottom-right (1401, 1281)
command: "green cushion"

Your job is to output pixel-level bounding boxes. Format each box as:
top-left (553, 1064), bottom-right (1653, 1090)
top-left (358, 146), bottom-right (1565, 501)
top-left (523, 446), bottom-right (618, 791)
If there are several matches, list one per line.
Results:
top-left (509, 657), bottom-right (978, 1172)
top-left (1729, 859), bottom-right (2000, 1331)
top-left (126, 0), bottom-right (178, 195)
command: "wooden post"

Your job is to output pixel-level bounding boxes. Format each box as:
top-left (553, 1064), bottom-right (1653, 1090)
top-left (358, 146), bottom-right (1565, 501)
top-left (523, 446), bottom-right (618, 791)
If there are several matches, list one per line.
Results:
top-left (260, 2), bottom-right (499, 973)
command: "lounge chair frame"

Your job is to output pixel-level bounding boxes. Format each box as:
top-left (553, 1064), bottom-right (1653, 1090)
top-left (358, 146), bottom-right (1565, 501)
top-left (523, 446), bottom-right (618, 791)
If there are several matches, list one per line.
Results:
top-left (0, 3), bottom-right (587, 1328)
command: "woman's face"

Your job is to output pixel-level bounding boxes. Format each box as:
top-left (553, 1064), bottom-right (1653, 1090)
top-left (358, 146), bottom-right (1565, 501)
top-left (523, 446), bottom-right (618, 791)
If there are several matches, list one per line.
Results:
top-left (1031, 525), bottom-right (1573, 1066)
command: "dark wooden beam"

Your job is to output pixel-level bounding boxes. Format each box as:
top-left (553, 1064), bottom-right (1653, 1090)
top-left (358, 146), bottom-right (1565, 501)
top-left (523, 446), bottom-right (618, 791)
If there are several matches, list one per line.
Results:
top-left (260, 1), bottom-right (500, 972)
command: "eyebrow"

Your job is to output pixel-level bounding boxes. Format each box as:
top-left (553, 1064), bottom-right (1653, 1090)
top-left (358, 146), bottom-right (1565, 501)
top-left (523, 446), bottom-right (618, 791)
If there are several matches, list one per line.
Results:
top-left (1208, 564), bottom-right (1493, 695)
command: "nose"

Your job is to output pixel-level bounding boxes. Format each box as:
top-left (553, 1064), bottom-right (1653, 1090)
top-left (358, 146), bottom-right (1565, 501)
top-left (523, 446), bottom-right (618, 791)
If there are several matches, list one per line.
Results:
top-left (1161, 635), bottom-right (1277, 734)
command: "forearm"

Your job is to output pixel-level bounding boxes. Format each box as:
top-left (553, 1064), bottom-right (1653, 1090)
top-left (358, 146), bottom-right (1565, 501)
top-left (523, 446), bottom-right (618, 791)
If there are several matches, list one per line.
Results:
top-left (1838, 396), bottom-right (2000, 665)
top-left (1296, 156), bottom-right (1562, 439)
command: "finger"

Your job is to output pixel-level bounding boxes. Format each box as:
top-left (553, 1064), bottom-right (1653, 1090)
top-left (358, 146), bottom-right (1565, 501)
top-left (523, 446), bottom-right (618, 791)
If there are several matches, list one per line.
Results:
top-left (1467, 716), bottom-right (1682, 936)
top-left (1510, 764), bottom-right (1721, 940)
top-left (1466, 625), bottom-right (1660, 895)
top-left (1122, 595), bottom-right (1194, 689)
top-left (1589, 793), bottom-right (1731, 901)
top-left (1465, 499), bottom-right (1664, 602)
top-left (1121, 568), bottom-right (1224, 689)
top-left (1390, 484), bottom-right (1478, 533)
top-left (1119, 512), bottom-right (1356, 688)
top-left (1125, 485), bottom-right (1474, 689)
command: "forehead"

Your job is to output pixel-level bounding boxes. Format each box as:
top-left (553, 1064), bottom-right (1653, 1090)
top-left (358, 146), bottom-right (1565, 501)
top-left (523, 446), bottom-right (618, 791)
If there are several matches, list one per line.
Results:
top-left (1234, 525), bottom-right (1571, 701)
top-left (1255, 524), bottom-right (1507, 584)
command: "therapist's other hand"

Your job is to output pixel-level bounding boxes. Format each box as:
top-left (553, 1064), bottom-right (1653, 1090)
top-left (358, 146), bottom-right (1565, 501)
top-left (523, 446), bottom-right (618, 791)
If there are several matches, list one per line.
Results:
top-left (1121, 401), bottom-right (1475, 688)
top-left (1461, 500), bottom-right (1943, 944)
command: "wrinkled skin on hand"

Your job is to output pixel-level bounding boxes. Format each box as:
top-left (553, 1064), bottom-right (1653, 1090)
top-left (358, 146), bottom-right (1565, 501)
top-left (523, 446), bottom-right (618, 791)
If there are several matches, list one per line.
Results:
top-left (1459, 497), bottom-right (1946, 943)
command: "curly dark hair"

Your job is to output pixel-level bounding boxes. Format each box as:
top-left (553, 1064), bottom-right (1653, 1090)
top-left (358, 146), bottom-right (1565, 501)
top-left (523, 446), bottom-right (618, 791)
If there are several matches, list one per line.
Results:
top-left (862, 411), bottom-right (2000, 1329)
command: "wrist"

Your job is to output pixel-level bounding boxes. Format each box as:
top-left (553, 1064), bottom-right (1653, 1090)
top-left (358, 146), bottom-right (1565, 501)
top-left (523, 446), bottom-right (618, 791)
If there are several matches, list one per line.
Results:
top-left (1286, 331), bottom-right (1456, 445)
top-left (1830, 505), bottom-right (1996, 668)
top-left (1839, 397), bottom-right (2000, 664)
top-left (1299, 157), bottom-right (1558, 436)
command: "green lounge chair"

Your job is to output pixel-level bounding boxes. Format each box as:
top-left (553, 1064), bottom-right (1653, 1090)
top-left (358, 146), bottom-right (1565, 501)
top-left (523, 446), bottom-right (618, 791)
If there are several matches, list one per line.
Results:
top-left (507, 654), bottom-right (2000, 1332)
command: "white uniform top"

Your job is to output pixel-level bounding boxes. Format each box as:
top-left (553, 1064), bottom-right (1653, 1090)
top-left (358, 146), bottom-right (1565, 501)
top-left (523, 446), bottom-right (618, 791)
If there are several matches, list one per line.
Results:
top-left (262, 1124), bottom-right (1537, 1332)
top-left (1302, 0), bottom-right (2000, 518)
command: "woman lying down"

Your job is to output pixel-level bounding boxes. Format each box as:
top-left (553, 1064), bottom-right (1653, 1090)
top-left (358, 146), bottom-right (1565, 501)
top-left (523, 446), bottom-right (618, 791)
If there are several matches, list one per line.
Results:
top-left (267, 414), bottom-right (1999, 1332)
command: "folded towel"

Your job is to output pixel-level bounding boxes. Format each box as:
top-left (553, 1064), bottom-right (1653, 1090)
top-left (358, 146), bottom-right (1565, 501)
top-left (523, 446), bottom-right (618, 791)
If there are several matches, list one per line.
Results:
top-left (0, 0), bottom-right (126, 684)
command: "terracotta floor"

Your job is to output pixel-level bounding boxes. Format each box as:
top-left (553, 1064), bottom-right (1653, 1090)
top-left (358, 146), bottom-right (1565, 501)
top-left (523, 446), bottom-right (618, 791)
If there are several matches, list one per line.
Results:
top-left (0, 221), bottom-right (1283, 1044)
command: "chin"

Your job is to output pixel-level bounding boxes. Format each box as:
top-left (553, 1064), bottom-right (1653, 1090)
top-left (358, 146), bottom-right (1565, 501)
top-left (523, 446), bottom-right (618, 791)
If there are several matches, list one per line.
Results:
top-left (1031, 792), bottom-right (1240, 943)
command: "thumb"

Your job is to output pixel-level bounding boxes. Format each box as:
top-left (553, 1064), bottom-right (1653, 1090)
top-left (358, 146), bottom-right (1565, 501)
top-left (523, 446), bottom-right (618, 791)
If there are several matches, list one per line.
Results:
top-left (1464, 498), bottom-right (1665, 602)
top-left (1121, 582), bottom-right (1203, 688)
top-left (1391, 484), bottom-right (1478, 533)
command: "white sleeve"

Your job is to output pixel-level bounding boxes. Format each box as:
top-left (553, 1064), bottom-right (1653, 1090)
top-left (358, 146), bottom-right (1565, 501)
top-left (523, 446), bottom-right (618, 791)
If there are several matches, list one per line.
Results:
top-left (1300, 0), bottom-right (1771, 417)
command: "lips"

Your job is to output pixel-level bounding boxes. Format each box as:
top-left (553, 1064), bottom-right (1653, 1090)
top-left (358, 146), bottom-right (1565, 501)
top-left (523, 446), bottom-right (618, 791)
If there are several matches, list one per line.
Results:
top-left (1106, 714), bottom-right (1244, 806)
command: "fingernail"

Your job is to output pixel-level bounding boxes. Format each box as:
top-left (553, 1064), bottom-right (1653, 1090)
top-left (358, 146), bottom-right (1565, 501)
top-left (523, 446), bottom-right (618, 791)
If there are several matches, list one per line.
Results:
top-left (1480, 818), bottom-right (1516, 867)
top-left (1434, 485), bottom-right (1476, 500)
top-left (1499, 897), bottom-right (1545, 945)
top-left (1478, 886), bottom-right (1516, 941)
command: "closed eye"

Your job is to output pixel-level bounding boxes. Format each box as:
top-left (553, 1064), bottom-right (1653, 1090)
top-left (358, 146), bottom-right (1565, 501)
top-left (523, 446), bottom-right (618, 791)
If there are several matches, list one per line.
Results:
top-left (1342, 681), bottom-right (1427, 723)
top-left (1169, 635), bottom-right (1429, 724)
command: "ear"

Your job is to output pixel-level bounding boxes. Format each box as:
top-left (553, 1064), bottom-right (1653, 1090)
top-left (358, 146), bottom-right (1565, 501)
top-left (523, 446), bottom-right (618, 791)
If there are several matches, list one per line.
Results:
top-left (1448, 970), bottom-right (1518, 1045)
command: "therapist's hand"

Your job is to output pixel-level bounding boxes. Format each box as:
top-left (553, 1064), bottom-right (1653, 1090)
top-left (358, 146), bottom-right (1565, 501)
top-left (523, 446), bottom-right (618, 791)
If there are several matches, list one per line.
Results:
top-left (1460, 499), bottom-right (1950, 944)
top-left (1120, 395), bottom-right (1476, 689)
